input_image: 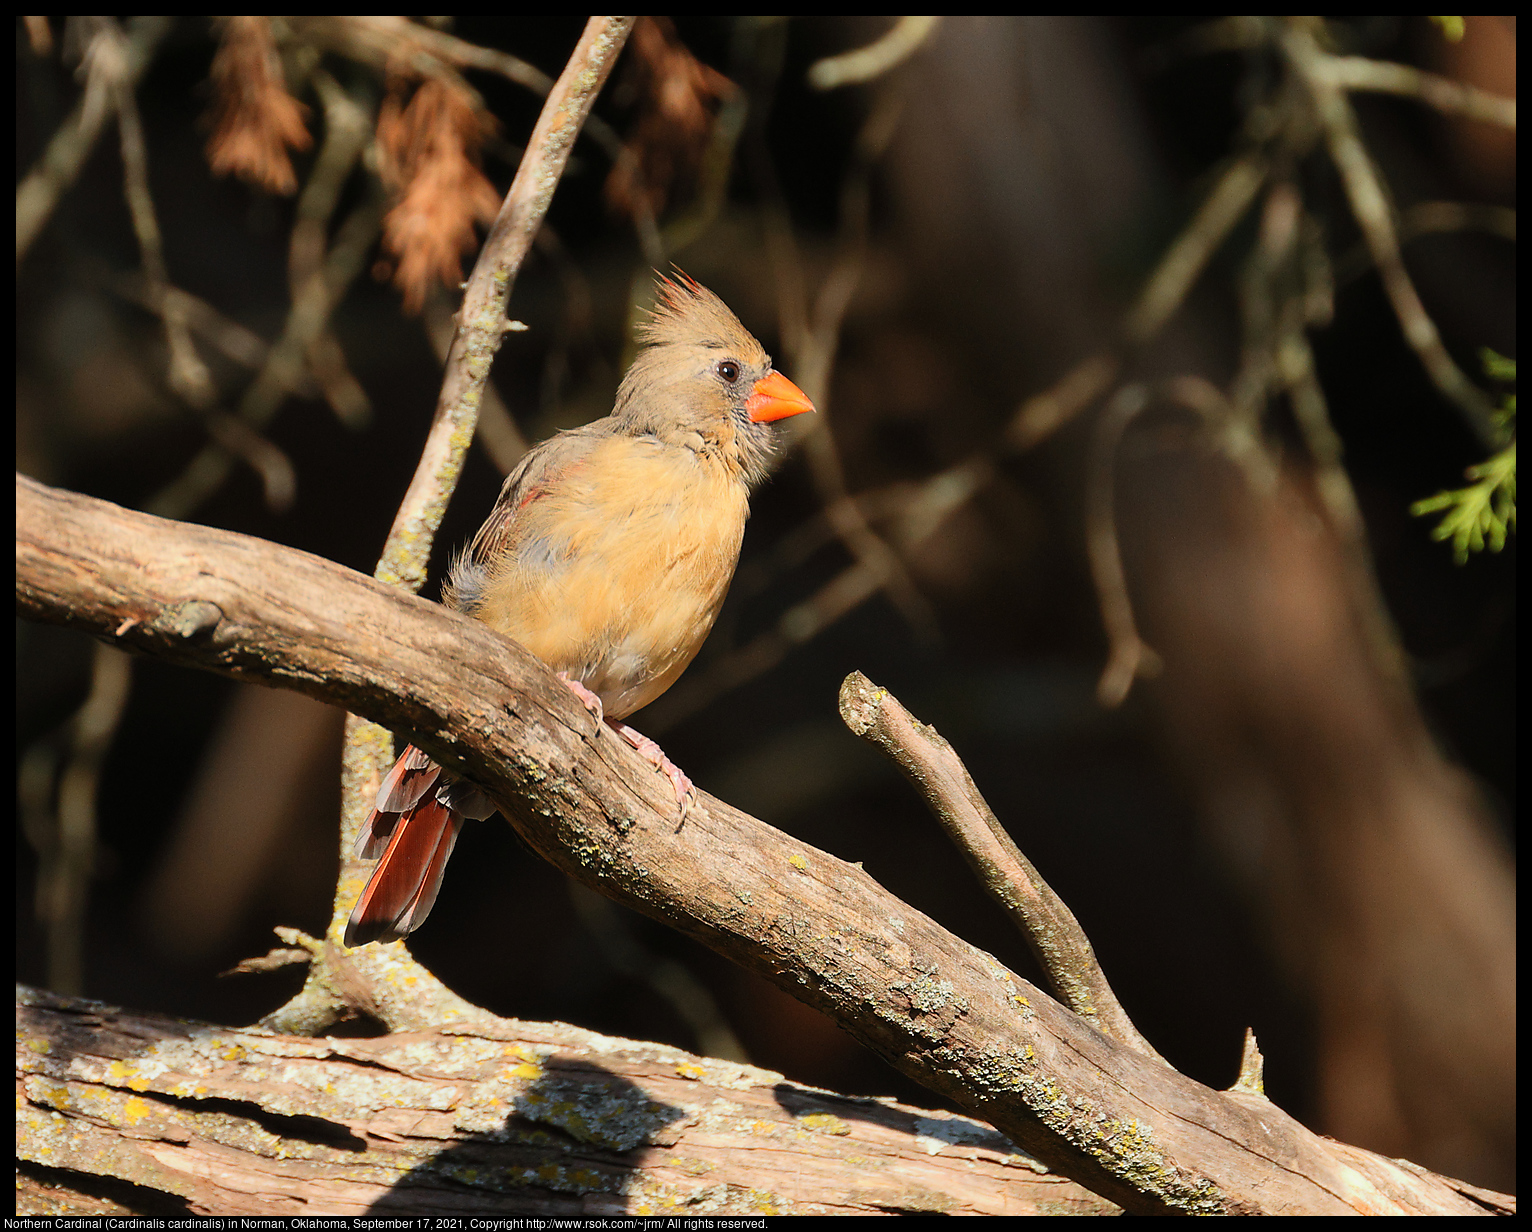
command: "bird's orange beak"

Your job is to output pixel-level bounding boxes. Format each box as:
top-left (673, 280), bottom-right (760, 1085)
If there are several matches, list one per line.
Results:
top-left (745, 370), bottom-right (816, 423)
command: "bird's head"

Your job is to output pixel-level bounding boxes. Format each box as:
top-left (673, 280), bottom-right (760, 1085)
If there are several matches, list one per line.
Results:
top-left (615, 272), bottom-right (815, 486)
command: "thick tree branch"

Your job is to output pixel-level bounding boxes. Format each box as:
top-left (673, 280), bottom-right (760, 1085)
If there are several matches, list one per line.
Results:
top-left (14, 473), bottom-right (1507, 1216)
top-left (17, 986), bottom-right (1112, 1217)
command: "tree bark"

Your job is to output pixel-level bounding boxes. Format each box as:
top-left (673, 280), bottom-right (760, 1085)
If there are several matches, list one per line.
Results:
top-left (17, 985), bottom-right (1115, 1217)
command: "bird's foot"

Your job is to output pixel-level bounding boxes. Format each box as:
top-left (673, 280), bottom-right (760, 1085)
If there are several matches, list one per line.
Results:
top-left (558, 673), bottom-right (604, 725)
top-left (610, 721), bottom-right (695, 815)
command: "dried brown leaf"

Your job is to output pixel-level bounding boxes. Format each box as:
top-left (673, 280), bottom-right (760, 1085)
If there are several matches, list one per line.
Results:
top-left (377, 76), bottom-right (501, 313)
top-left (205, 16), bottom-right (312, 195)
top-left (605, 16), bottom-right (736, 220)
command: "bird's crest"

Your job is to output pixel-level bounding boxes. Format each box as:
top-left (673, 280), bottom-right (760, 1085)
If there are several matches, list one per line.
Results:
top-left (640, 270), bottom-right (757, 353)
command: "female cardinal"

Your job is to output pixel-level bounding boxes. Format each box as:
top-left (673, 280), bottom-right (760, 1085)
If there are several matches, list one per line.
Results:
top-left (345, 274), bottom-right (815, 946)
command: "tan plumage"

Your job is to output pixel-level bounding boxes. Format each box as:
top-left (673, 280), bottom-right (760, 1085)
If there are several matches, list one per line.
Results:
top-left (346, 274), bottom-right (814, 946)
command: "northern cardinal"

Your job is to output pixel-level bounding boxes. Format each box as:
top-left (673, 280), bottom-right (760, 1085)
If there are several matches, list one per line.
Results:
top-left (345, 274), bottom-right (815, 946)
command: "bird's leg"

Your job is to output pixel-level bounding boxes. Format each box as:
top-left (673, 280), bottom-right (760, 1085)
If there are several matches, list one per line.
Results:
top-left (608, 721), bottom-right (694, 813)
top-left (557, 672), bottom-right (604, 724)
top-left (556, 673), bottom-right (691, 813)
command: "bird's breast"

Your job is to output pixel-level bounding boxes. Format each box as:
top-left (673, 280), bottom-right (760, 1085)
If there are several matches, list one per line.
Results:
top-left (474, 436), bottom-right (749, 719)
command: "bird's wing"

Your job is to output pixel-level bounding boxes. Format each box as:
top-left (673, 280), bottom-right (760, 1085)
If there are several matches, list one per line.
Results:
top-left (469, 421), bottom-right (616, 566)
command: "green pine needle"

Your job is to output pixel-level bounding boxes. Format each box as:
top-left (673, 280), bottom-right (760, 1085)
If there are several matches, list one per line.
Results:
top-left (1411, 444), bottom-right (1517, 564)
top-left (1412, 350), bottom-right (1515, 563)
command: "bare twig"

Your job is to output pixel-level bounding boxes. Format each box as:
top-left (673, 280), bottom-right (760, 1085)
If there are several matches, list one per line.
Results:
top-left (1279, 291), bottom-right (1414, 688)
top-left (421, 285), bottom-right (528, 474)
top-left (1122, 154), bottom-right (1269, 346)
top-left (1141, 19), bottom-right (1518, 135)
top-left (289, 12), bottom-right (624, 162)
top-left (807, 16), bottom-right (942, 90)
top-left (1085, 386), bottom-right (1163, 707)
top-left (725, 481), bottom-right (921, 616)
top-left (1223, 181), bottom-right (1300, 488)
top-left (143, 179), bottom-right (386, 519)
top-left (793, 82), bottom-right (938, 641)
top-left (1187, 176), bottom-right (1417, 703)
top-left (757, 195), bottom-right (810, 369)
top-left (1281, 18), bottom-right (1501, 449)
top-left (198, 413), bottom-right (297, 510)
top-left (290, 70), bottom-right (375, 429)
top-left (91, 260), bottom-right (305, 509)
top-left (103, 17), bottom-right (214, 410)
top-left (1005, 354), bottom-right (1123, 453)
top-left (318, 15), bottom-right (554, 97)
top-left (839, 672), bottom-right (1166, 1061)
top-left (654, 83), bottom-right (750, 260)
top-left (16, 16), bottom-right (172, 262)
top-left (97, 265), bottom-right (277, 374)
top-left (1324, 54), bottom-right (1516, 129)
top-left (38, 643), bottom-right (134, 996)
top-left (1012, 152), bottom-right (1267, 451)
top-left (284, 16), bottom-right (500, 108)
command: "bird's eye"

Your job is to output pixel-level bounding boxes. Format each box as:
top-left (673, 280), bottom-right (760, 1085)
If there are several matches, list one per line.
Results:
top-left (716, 360), bottom-right (740, 383)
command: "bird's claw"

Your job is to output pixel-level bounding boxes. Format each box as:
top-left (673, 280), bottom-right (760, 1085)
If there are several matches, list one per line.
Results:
top-left (558, 677), bottom-right (692, 817)
top-left (558, 673), bottom-right (605, 726)
top-left (611, 721), bottom-right (695, 817)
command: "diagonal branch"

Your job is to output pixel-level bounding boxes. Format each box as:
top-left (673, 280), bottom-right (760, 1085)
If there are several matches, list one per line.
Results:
top-left (14, 471), bottom-right (1503, 1218)
top-left (838, 672), bottom-right (1164, 1063)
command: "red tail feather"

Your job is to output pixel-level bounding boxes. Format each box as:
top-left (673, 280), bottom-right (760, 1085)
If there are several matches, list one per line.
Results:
top-left (346, 743), bottom-right (495, 946)
top-left (345, 794), bottom-right (462, 946)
